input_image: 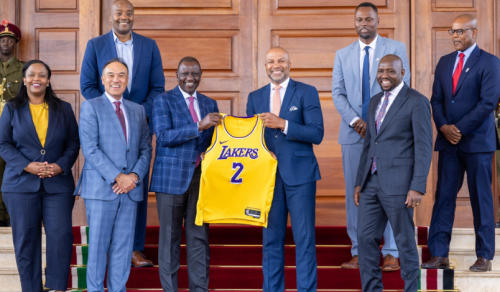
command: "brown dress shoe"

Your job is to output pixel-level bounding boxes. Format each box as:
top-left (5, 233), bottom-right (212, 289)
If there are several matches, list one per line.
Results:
top-left (469, 257), bottom-right (492, 272)
top-left (341, 256), bottom-right (359, 269)
top-left (131, 251), bottom-right (153, 267)
top-left (420, 256), bottom-right (450, 269)
top-left (382, 254), bottom-right (400, 272)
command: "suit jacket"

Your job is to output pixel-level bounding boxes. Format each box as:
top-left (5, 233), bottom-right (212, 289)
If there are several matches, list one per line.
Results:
top-left (332, 36), bottom-right (411, 145)
top-left (355, 84), bottom-right (433, 195)
top-left (75, 94), bottom-right (152, 201)
top-left (80, 30), bottom-right (165, 134)
top-left (431, 45), bottom-right (500, 153)
top-left (0, 101), bottom-right (80, 194)
top-left (246, 78), bottom-right (324, 186)
top-left (150, 87), bottom-right (218, 195)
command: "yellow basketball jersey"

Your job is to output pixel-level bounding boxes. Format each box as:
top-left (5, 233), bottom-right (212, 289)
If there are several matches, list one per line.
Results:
top-left (195, 114), bottom-right (278, 227)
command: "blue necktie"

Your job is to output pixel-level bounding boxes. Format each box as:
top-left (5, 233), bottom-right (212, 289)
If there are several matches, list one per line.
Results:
top-left (362, 46), bottom-right (371, 121)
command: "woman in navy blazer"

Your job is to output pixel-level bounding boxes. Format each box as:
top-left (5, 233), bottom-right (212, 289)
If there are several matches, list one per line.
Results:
top-left (0, 60), bottom-right (80, 292)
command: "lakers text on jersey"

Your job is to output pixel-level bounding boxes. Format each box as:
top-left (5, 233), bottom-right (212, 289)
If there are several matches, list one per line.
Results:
top-left (195, 114), bottom-right (278, 227)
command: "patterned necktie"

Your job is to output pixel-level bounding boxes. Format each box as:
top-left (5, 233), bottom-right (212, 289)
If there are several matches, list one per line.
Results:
top-left (272, 85), bottom-right (282, 116)
top-left (370, 91), bottom-right (391, 174)
top-left (362, 46), bottom-right (371, 121)
top-left (114, 101), bottom-right (127, 143)
top-left (453, 53), bottom-right (465, 94)
top-left (188, 96), bottom-right (201, 168)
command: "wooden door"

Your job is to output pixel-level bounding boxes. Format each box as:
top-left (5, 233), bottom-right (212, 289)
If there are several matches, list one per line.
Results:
top-left (257, 0), bottom-right (411, 225)
top-left (412, 0), bottom-right (499, 226)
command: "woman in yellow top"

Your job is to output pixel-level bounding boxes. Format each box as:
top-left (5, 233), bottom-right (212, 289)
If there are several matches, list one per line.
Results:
top-left (0, 60), bottom-right (80, 292)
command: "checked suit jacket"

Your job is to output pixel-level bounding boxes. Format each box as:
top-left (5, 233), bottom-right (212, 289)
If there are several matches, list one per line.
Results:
top-left (150, 86), bottom-right (219, 195)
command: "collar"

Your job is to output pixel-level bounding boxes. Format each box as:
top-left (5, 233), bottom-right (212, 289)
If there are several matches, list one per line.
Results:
top-left (386, 80), bottom-right (405, 98)
top-left (105, 91), bottom-right (124, 104)
top-left (358, 34), bottom-right (378, 51)
top-left (3, 56), bottom-right (16, 66)
top-left (112, 30), bottom-right (133, 45)
top-left (457, 42), bottom-right (476, 58)
top-left (178, 85), bottom-right (198, 99)
top-left (270, 77), bottom-right (290, 90)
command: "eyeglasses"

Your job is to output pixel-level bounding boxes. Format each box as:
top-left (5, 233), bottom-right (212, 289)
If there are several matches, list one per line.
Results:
top-left (448, 28), bottom-right (476, 36)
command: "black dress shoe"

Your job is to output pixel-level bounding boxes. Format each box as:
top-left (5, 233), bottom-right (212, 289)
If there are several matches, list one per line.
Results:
top-left (469, 257), bottom-right (492, 272)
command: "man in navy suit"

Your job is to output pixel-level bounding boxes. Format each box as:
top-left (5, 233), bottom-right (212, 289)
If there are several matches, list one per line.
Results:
top-left (246, 47), bottom-right (324, 292)
top-left (80, 0), bottom-right (165, 267)
top-left (151, 57), bottom-right (220, 291)
top-left (421, 14), bottom-right (500, 272)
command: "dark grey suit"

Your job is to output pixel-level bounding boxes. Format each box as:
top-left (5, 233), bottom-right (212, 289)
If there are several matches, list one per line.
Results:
top-left (355, 83), bottom-right (433, 292)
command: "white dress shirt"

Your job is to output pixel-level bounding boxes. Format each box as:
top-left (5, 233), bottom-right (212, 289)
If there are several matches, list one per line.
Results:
top-left (375, 80), bottom-right (405, 124)
top-left (350, 35), bottom-right (379, 126)
top-left (453, 42), bottom-right (477, 75)
top-left (178, 85), bottom-right (201, 128)
top-left (269, 77), bottom-right (290, 134)
top-left (105, 92), bottom-right (129, 143)
top-left (113, 31), bottom-right (134, 93)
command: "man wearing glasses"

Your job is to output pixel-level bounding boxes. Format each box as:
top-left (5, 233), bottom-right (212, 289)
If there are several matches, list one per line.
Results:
top-left (421, 14), bottom-right (500, 272)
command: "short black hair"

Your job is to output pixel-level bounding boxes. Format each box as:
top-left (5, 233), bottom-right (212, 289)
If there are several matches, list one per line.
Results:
top-left (355, 2), bottom-right (378, 14)
top-left (102, 58), bottom-right (129, 75)
top-left (177, 56), bottom-right (201, 71)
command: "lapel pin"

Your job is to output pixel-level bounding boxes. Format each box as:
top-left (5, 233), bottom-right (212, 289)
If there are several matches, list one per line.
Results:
top-left (466, 68), bottom-right (470, 72)
top-left (376, 58), bottom-right (379, 61)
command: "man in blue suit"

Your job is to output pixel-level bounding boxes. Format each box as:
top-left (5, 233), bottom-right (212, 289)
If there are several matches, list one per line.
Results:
top-left (332, 2), bottom-right (410, 270)
top-left (421, 14), bottom-right (500, 272)
top-left (151, 57), bottom-right (220, 292)
top-left (80, 0), bottom-right (164, 267)
top-left (247, 46), bottom-right (324, 292)
top-left (76, 59), bottom-right (152, 292)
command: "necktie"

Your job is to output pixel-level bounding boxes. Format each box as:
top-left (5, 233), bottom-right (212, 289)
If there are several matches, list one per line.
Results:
top-left (114, 101), bottom-right (127, 143)
top-left (272, 85), bottom-right (282, 116)
top-left (362, 46), bottom-right (371, 121)
top-left (453, 53), bottom-right (465, 94)
top-left (188, 96), bottom-right (201, 168)
top-left (370, 91), bottom-right (391, 174)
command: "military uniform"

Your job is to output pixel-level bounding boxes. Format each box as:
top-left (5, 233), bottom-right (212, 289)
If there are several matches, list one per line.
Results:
top-left (0, 20), bottom-right (23, 225)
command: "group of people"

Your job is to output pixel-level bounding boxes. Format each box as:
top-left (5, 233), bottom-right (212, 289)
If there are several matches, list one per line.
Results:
top-left (0, 1), bottom-right (498, 292)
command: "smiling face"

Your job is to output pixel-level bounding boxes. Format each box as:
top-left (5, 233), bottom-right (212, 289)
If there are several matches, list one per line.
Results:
top-left (355, 6), bottom-right (379, 42)
top-left (101, 61), bottom-right (128, 99)
top-left (177, 62), bottom-right (202, 95)
top-left (377, 55), bottom-right (405, 92)
top-left (110, 0), bottom-right (134, 36)
top-left (451, 17), bottom-right (477, 52)
top-left (265, 47), bottom-right (291, 85)
top-left (0, 36), bottom-right (16, 58)
top-left (23, 63), bottom-right (50, 98)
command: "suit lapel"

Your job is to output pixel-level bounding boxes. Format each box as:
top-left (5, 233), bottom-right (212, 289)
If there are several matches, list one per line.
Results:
top-left (44, 107), bottom-right (59, 147)
top-left (377, 84), bottom-right (410, 136)
top-left (131, 32), bottom-right (142, 84)
top-left (350, 42), bottom-right (361, 86)
top-left (262, 85), bottom-right (271, 113)
top-left (174, 87), bottom-right (195, 123)
top-left (454, 46), bottom-right (481, 96)
top-left (369, 93), bottom-right (382, 135)
top-left (197, 94), bottom-right (208, 119)
top-left (105, 31), bottom-right (118, 60)
top-left (370, 36), bottom-right (386, 90)
top-left (445, 54), bottom-right (456, 98)
top-left (20, 103), bottom-right (43, 148)
top-left (123, 101), bottom-right (134, 147)
top-left (99, 95), bottom-right (127, 146)
top-left (279, 79), bottom-right (296, 118)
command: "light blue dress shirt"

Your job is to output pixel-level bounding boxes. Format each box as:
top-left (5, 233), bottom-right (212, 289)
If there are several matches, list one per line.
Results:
top-left (453, 42), bottom-right (477, 75)
top-left (113, 31), bottom-right (134, 92)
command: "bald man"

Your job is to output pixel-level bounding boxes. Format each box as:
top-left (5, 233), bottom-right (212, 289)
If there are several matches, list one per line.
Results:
top-left (422, 14), bottom-right (500, 272)
top-left (355, 55), bottom-right (432, 292)
top-left (246, 47), bottom-right (324, 292)
top-left (80, 0), bottom-right (165, 267)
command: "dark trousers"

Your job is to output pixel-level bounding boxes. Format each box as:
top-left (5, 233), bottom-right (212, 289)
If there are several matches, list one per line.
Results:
top-left (263, 169), bottom-right (317, 292)
top-left (3, 186), bottom-right (75, 292)
top-left (134, 167), bottom-right (150, 251)
top-left (358, 173), bottom-right (419, 292)
top-left (428, 146), bottom-right (495, 260)
top-left (156, 166), bottom-right (210, 292)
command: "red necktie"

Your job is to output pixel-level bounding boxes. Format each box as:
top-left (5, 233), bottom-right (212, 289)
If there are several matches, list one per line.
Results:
top-left (188, 96), bottom-right (201, 168)
top-left (453, 53), bottom-right (465, 94)
top-left (114, 101), bottom-right (127, 143)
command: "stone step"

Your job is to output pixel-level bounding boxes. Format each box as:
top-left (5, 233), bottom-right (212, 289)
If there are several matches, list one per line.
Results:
top-left (454, 270), bottom-right (500, 292)
top-left (0, 267), bottom-right (22, 291)
top-left (449, 228), bottom-right (500, 250)
top-left (449, 248), bottom-right (496, 271)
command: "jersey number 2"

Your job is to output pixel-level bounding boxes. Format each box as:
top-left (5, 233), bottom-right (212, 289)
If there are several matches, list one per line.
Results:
top-left (231, 162), bottom-right (244, 184)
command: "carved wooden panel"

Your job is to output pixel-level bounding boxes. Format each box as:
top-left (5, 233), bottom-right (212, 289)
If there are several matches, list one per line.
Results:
top-left (55, 90), bottom-right (80, 181)
top-left (125, 0), bottom-right (238, 16)
top-left (432, 28), bottom-right (455, 72)
top-left (36, 29), bottom-right (79, 72)
top-left (274, 0), bottom-right (393, 15)
top-left (38, 0), bottom-right (78, 10)
top-left (433, 0), bottom-right (475, 10)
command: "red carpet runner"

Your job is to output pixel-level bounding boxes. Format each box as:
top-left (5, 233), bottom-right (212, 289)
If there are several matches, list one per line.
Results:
top-left (67, 226), bottom-right (455, 291)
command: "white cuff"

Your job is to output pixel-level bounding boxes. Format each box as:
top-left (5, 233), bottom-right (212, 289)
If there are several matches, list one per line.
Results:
top-left (282, 120), bottom-right (288, 135)
top-left (350, 116), bottom-right (360, 127)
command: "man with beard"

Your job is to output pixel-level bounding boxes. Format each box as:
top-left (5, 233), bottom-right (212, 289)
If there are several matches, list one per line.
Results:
top-left (247, 46), bottom-right (324, 292)
top-left (354, 54), bottom-right (432, 292)
top-left (80, 0), bottom-right (165, 267)
top-left (332, 2), bottom-right (410, 271)
top-left (151, 57), bottom-right (220, 292)
top-left (0, 20), bottom-right (23, 227)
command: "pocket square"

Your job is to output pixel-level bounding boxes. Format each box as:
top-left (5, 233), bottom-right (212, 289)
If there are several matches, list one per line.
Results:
top-left (289, 106), bottom-right (298, 112)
